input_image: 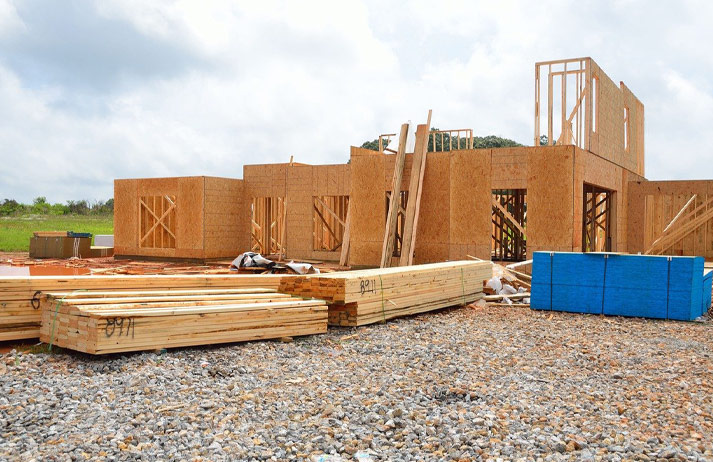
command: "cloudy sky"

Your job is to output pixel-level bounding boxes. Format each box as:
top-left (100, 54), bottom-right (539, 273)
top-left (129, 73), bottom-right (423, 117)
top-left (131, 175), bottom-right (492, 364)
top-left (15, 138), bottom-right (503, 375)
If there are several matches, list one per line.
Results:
top-left (0, 0), bottom-right (711, 203)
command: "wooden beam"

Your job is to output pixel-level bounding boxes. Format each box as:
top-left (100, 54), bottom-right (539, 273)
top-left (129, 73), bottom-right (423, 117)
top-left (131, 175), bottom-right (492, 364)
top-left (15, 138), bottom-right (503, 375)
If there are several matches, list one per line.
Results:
top-left (380, 123), bottom-right (410, 268)
top-left (339, 205), bottom-right (351, 266)
top-left (313, 204), bottom-right (340, 244)
top-left (491, 199), bottom-right (526, 237)
top-left (139, 199), bottom-right (176, 243)
top-left (663, 194), bottom-right (697, 234)
top-left (314, 196), bottom-right (346, 227)
top-left (399, 110), bottom-right (432, 266)
top-left (646, 196), bottom-right (713, 254)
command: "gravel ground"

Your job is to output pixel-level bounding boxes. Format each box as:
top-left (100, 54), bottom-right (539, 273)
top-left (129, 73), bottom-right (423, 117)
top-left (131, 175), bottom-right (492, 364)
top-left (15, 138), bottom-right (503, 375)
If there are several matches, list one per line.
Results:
top-left (1, 306), bottom-right (712, 461)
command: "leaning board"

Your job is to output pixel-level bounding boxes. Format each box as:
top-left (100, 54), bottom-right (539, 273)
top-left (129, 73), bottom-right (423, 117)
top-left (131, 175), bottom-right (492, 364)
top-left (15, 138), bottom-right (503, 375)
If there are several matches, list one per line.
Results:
top-left (279, 261), bottom-right (492, 326)
top-left (39, 288), bottom-right (327, 354)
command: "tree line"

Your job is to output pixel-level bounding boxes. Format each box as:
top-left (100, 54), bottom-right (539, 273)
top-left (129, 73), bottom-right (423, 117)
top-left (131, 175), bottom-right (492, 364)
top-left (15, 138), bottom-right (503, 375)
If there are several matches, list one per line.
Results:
top-left (360, 128), bottom-right (524, 152)
top-left (0, 197), bottom-right (114, 217)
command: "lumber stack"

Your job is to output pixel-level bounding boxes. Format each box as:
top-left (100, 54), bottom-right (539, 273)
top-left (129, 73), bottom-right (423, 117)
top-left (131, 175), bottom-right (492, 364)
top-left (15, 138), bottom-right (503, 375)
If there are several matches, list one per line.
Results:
top-left (0, 274), bottom-right (285, 341)
top-left (279, 261), bottom-right (492, 326)
top-left (39, 288), bottom-right (327, 354)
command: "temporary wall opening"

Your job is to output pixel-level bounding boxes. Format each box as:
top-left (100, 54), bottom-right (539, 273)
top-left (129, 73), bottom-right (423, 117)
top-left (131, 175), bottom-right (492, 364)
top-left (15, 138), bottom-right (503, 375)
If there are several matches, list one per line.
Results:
top-left (492, 189), bottom-right (527, 261)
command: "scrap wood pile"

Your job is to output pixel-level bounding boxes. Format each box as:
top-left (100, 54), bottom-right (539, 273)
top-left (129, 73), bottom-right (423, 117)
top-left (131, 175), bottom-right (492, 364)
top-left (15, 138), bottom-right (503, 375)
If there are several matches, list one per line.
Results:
top-left (279, 260), bottom-right (492, 326)
top-left (478, 260), bottom-right (532, 308)
top-left (0, 254), bottom-right (343, 276)
top-left (39, 287), bottom-right (327, 355)
top-left (0, 274), bottom-right (284, 341)
top-left (0, 255), bottom-right (236, 275)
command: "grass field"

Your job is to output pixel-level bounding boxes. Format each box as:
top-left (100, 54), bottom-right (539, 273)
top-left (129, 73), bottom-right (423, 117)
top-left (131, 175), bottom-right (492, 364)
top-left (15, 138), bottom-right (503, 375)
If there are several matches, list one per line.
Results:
top-left (0, 215), bottom-right (114, 252)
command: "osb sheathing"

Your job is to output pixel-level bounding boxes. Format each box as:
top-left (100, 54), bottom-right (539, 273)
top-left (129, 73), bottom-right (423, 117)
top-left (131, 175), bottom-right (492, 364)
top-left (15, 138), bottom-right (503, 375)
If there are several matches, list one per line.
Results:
top-left (491, 147), bottom-right (529, 190)
top-left (588, 59), bottom-right (644, 176)
top-left (627, 180), bottom-right (713, 259)
top-left (573, 148), bottom-right (647, 253)
top-left (527, 146), bottom-right (576, 253)
top-left (348, 148), bottom-right (493, 266)
top-left (415, 153), bottom-right (450, 263)
top-left (449, 150), bottom-right (492, 260)
top-left (345, 144), bottom-right (642, 265)
top-left (349, 147), bottom-right (385, 265)
top-left (114, 176), bottom-right (245, 260)
top-left (204, 177), bottom-right (248, 259)
top-left (242, 162), bottom-right (351, 261)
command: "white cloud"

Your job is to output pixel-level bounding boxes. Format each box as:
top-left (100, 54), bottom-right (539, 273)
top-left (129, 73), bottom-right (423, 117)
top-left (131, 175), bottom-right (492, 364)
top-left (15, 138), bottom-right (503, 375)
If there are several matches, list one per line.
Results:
top-left (0, 0), bottom-right (23, 36)
top-left (0, 0), bottom-right (712, 203)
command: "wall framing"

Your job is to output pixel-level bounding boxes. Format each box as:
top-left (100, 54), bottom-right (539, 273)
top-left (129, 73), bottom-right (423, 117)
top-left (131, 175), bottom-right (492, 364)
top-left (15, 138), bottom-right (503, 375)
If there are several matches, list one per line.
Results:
top-left (114, 176), bottom-right (247, 260)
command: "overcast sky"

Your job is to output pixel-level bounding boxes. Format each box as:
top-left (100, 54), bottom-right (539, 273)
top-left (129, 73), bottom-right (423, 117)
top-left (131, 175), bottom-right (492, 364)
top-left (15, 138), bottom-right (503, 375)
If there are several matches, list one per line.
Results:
top-left (0, 0), bottom-right (712, 203)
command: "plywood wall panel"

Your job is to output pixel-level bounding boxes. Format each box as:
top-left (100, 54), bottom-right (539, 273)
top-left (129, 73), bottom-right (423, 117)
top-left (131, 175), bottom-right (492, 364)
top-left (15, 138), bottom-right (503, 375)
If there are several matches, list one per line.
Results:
top-left (527, 146), bottom-right (575, 253)
top-left (586, 60), bottom-right (645, 177)
top-left (243, 164), bottom-right (287, 198)
top-left (414, 153), bottom-right (450, 264)
top-left (204, 177), bottom-right (246, 258)
top-left (176, 177), bottom-right (205, 251)
top-left (115, 176), bottom-right (205, 260)
top-left (349, 147), bottom-right (385, 266)
top-left (113, 179), bottom-right (138, 254)
top-left (285, 165), bottom-right (314, 260)
top-left (448, 149), bottom-right (492, 260)
top-left (573, 148), bottom-right (623, 251)
top-left (627, 180), bottom-right (713, 259)
top-left (491, 147), bottom-right (529, 190)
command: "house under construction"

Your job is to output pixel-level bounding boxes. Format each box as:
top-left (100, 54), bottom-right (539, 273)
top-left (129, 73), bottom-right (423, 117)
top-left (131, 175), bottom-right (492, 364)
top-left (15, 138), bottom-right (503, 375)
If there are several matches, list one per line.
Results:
top-left (113, 57), bottom-right (713, 266)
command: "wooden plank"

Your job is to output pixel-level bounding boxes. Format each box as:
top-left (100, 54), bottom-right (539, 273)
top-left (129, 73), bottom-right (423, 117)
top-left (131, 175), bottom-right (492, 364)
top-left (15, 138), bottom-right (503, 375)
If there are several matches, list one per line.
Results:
top-left (278, 260), bottom-right (491, 326)
top-left (492, 198), bottom-right (526, 237)
top-left (339, 205), bottom-right (351, 266)
top-left (399, 110), bottom-right (432, 266)
top-left (381, 123), bottom-right (410, 268)
top-left (40, 288), bottom-right (327, 354)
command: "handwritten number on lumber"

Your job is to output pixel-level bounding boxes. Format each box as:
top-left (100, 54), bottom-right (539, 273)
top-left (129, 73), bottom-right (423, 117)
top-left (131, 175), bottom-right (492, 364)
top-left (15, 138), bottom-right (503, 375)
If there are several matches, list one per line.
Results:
top-left (105, 318), bottom-right (135, 339)
top-left (359, 279), bottom-right (377, 295)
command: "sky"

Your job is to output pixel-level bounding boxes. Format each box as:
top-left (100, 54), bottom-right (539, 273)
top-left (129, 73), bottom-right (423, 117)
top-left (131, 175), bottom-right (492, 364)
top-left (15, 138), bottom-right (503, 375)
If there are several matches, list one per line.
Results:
top-left (0, 0), bottom-right (712, 203)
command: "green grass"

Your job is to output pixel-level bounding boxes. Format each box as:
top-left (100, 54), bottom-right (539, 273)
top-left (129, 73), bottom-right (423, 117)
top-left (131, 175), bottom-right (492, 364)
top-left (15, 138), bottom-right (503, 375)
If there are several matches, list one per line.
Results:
top-left (0, 215), bottom-right (114, 252)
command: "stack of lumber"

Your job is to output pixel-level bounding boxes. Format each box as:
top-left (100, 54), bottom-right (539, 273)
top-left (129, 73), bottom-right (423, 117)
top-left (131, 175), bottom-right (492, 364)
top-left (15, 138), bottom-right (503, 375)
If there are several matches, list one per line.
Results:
top-left (0, 274), bottom-right (285, 341)
top-left (279, 261), bottom-right (492, 326)
top-left (531, 252), bottom-right (711, 320)
top-left (39, 288), bottom-right (327, 354)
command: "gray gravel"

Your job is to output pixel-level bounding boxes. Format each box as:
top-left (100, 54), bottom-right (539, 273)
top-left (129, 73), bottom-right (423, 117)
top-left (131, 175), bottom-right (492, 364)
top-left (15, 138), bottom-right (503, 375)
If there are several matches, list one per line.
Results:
top-left (1, 306), bottom-right (712, 461)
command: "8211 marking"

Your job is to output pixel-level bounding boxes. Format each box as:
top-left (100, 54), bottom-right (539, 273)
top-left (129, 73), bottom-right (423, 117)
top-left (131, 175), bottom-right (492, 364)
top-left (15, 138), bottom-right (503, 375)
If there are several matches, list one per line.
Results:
top-left (359, 279), bottom-right (377, 295)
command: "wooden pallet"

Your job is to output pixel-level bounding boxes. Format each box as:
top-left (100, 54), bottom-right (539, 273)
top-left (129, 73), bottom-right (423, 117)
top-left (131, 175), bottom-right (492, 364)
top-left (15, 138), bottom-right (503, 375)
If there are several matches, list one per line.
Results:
top-left (279, 261), bottom-right (492, 326)
top-left (39, 288), bottom-right (327, 354)
top-left (0, 274), bottom-right (286, 341)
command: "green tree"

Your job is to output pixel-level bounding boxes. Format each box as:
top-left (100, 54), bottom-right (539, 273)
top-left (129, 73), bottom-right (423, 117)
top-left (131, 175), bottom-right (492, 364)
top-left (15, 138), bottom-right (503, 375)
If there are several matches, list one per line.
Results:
top-left (67, 200), bottom-right (90, 215)
top-left (360, 138), bottom-right (386, 151)
top-left (361, 129), bottom-right (524, 153)
top-left (0, 199), bottom-right (22, 216)
top-left (31, 196), bottom-right (50, 214)
top-left (472, 135), bottom-right (523, 149)
top-left (539, 135), bottom-right (555, 146)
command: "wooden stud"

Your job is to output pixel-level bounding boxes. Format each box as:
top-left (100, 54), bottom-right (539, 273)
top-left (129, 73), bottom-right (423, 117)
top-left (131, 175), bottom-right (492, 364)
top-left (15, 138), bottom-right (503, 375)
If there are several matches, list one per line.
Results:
top-left (381, 124), bottom-right (410, 268)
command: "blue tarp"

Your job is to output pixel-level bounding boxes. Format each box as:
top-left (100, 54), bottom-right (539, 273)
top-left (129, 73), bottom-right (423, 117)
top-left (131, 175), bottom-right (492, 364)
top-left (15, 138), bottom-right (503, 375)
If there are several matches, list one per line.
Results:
top-left (531, 252), bottom-right (711, 321)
